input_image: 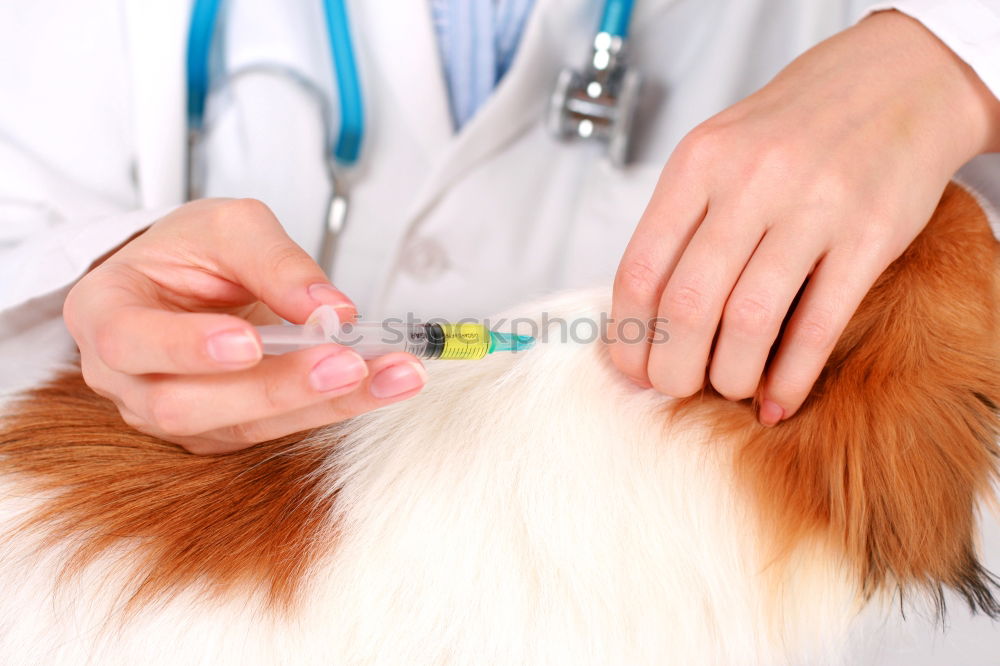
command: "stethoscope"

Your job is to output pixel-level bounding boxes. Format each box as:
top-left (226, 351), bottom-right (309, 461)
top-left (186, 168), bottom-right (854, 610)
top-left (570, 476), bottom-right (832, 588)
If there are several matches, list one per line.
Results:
top-left (185, 0), bottom-right (641, 276)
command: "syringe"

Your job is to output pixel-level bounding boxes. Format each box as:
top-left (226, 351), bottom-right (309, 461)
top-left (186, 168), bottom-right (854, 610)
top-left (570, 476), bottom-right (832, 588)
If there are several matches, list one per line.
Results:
top-left (256, 306), bottom-right (535, 360)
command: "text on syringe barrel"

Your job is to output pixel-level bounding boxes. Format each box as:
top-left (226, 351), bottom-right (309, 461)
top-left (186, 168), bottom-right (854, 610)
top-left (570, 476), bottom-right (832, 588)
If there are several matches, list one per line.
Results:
top-left (331, 323), bottom-right (492, 360)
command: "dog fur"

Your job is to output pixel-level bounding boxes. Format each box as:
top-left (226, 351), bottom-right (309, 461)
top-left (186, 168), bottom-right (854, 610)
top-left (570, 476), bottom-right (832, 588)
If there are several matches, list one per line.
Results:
top-left (0, 183), bottom-right (996, 665)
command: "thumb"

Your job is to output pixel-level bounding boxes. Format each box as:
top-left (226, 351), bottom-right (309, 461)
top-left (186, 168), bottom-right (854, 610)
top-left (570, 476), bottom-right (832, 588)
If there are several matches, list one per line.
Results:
top-left (195, 198), bottom-right (356, 324)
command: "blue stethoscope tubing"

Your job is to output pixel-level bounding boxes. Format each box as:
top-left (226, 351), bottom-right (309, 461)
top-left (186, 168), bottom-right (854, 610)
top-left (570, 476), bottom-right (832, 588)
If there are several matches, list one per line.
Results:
top-left (600, 0), bottom-right (634, 37)
top-left (184, 0), bottom-right (636, 271)
top-left (185, 0), bottom-right (637, 174)
top-left (186, 0), bottom-right (364, 171)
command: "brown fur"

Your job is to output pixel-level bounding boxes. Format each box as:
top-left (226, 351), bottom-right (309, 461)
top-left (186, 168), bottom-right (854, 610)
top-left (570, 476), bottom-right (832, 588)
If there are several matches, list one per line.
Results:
top-left (0, 371), bottom-right (338, 615)
top-left (0, 183), bottom-right (997, 622)
top-left (682, 183), bottom-right (1000, 616)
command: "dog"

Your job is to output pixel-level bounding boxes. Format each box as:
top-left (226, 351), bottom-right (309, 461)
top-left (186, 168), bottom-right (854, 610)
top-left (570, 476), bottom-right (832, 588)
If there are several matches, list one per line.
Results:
top-left (0, 183), bottom-right (997, 665)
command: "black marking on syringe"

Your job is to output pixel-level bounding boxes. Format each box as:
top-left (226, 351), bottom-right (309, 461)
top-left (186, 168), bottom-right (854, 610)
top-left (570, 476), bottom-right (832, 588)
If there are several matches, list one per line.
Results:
top-left (425, 323), bottom-right (446, 359)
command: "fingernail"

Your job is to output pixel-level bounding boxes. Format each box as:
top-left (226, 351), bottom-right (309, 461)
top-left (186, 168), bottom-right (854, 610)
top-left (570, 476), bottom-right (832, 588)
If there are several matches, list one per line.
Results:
top-left (309, 350), bottom-right (368, 392)
top-left (370, 362), bottom-right (427, 400)
top-left (759, 400), bottom-right (785, 427)
top-left (306, 304), bottom-right (342, 336)
top-left (207, 330), bottom-right (262, 364)
top-left (308, 283), bottom-right (355, 311)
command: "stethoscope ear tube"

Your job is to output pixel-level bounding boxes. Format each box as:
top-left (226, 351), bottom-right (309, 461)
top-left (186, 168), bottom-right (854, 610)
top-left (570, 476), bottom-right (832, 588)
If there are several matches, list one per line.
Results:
top-left (186, 0), bottom-right (223, 134)
top-left (599, 0), bottom-right (635, 38)
top-left (321, 0), bottom-right (364, 166)
top-left (185, 0), bottom-right (365, 197)
top-left (184, 0), bottom-right (363, 277)
top-left (185, 0), bottom-right (223, 201)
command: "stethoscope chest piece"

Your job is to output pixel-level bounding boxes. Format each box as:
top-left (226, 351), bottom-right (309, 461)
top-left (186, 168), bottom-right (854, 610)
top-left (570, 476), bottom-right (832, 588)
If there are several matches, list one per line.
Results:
top-left (548, 22), bottom-right (642, 167)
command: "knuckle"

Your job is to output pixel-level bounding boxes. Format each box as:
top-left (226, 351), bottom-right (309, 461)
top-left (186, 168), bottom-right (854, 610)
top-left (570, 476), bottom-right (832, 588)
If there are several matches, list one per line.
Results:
top-left (790, 313), bottom-right (839, 352)
top-left (676, 123), bottom-right (725, 168)
top-left (228, 197), bottom-right (273, 220)
top-left (257, 373), bottom-right (286, 414)
top-left (221, 422), bottom-right (267, 446)
top-left (162, 336), bottom-right (192, 371)
top-left (662, 284), bottom-right (710, 328)
top-left (650, 373), bottom-right (704, 399)
top-left (648, 355), bottom-right (704, 398)
top-left (92, 320), bottom-right (126, 371)
top-left (615, 257), bottom-right (665, 304)
top-left (724, 294), bottom-right (779, 338)
top-left (717, 386), bottom-right (756, 402)
top-left (854, 217), bottom-right (904, 263)
top-left (807, 171), bottom-right (854, 208)
top-left (86, 380), bottom-right (119, 404)
top-left (118, 409), bottom-right (148, 432)
top-left (212, 198), bottom-right (274, 230)
top-left (264, 242), bottom-right (311, 276)
top-left (766, 373), bottom-right (810, 407)
top-left (144, 387), bottom-right (197, 437)
top-left (756, 141), bottom-right (798, 176)
top-left (62, 285), bottom-right (85, 336)
top-left (606, 344), bottom-right (647, 383)
top-left (177, 438), bottom-right (222, 456)
top-left (709, 368), bottom-right (757, 402)
top-left (79, 355), bottom-right (112, 394)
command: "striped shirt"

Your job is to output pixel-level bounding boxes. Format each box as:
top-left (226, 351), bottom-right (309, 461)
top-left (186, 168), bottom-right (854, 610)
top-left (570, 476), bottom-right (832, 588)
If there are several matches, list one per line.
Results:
top-left (429, 0), bottom-right (537, 129)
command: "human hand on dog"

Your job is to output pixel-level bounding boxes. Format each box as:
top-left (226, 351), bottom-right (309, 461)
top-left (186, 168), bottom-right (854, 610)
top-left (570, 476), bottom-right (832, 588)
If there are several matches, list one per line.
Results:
top-left (63, 198), bottom-right (426, 454)
top-left (611, 10), bottom-right (1000, 425)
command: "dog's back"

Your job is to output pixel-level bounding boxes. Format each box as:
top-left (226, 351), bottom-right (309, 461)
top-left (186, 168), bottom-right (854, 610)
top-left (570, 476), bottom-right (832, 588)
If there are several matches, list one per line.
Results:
top-left (0, 183), bottom-right (997, 665)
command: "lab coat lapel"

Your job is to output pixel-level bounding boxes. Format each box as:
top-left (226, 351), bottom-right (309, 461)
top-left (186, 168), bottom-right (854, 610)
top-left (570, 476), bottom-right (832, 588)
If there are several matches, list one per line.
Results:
top-left (402, 0), bottom-right (572, 222)
top-left (123, 0), bottom-right (191, 208)
top-left (402, 0), bottom-right (681, 223)
top-left (355, 0), bottom-right (454, 159)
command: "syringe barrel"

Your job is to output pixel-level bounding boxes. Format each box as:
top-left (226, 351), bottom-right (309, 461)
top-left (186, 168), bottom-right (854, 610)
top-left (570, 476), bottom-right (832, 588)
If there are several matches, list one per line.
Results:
top-left (331, 322), bottom-right (491, 360)
top-left (330, 322), bottom-right (436, 358)
top-left (257, 321), bottom-right (499, 359)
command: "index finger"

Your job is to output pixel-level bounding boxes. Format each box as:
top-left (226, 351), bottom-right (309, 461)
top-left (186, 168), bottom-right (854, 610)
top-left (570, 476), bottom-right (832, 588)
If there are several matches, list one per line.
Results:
top-left (609, 166), bottom-right (708, 383)
top-left (149, 199), bottom-right (356, 325)
top-left (66, 281), bottom-right (266, 375)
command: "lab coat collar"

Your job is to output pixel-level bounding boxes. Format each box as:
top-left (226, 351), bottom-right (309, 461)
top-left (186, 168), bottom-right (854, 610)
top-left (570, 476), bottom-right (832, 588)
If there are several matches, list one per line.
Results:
top-left (124, 0), bottom-right (191, 209)
top-left (405, 0), bottom-right (574, 217)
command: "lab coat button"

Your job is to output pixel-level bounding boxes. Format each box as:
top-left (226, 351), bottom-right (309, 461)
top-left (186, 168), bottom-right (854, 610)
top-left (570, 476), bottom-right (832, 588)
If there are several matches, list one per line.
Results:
top-left (401, 237), bottom-right (449, 280)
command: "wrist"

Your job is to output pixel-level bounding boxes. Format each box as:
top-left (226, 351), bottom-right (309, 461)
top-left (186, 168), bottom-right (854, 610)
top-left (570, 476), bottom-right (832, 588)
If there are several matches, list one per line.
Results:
top-left (863, 10), bottom-right (1000, 158)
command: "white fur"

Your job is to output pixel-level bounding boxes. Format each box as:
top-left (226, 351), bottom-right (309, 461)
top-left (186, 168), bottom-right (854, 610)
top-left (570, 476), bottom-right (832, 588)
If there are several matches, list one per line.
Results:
top-left (0, 290), bottom-right (863, 665)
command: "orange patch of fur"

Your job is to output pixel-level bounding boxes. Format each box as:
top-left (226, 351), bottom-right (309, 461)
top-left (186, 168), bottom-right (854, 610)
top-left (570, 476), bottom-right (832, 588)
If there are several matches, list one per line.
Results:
top-left (683, 183), bottom-right (1000, 615)
top-left (0, 371), bottom-right (337, 615)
